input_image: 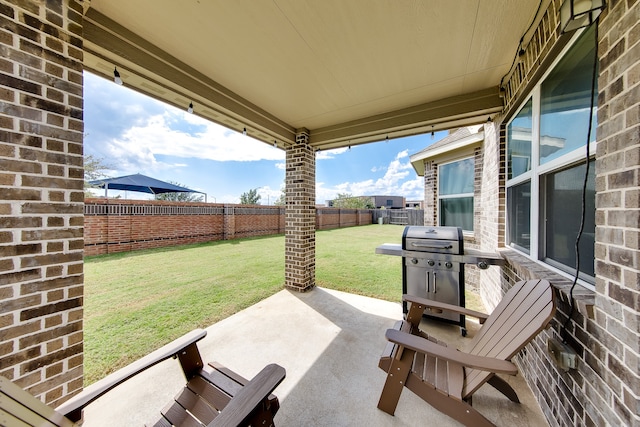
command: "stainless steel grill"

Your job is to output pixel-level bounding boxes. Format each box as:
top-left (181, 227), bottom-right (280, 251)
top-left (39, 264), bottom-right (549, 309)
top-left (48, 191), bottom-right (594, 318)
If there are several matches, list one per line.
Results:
top-left (376, 225), bottom-right (504, 336)
top-left (402, 226), bottom-right (466, 329)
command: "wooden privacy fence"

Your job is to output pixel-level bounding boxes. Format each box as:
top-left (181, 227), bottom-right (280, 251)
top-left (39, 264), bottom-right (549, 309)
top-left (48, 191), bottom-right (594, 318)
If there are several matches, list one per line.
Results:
top-left (84, 199), bottom-right (392, 255)
top-left (372, 209), bottom-right (424, 226)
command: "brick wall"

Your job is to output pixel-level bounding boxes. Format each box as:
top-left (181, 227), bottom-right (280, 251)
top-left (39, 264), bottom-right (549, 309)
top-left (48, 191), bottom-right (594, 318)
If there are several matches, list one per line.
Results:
top-left (478, 0), bottom-right (640, 426)
top-left (501, 0), bottom-right (573, 118)
top-left (477, 122), bottom-right (506, 307)
top-left (0, 0), bottom-right (84, 406)
top-left (498, 250), bottom-right (596, 426)
top-left (84, 199), bottom-right (372, 256)
top-left (592, 0), bottom-right (640, 424)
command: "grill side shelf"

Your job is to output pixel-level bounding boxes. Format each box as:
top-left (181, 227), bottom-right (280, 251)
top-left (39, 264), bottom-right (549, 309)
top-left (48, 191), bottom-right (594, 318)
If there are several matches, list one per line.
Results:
top-left (375, 244), bottom-right (505, 268)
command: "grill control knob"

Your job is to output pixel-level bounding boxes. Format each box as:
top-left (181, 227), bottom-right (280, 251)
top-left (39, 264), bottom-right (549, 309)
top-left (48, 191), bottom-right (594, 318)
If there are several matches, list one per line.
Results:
top-left (427, 260), bottom-right (435, 266)
top-left (445, 261), bottom-right (453, 269)
top-left (478, 261), bottom-right (489, 270)
top-left (411, 258), bottom-right (419, 264)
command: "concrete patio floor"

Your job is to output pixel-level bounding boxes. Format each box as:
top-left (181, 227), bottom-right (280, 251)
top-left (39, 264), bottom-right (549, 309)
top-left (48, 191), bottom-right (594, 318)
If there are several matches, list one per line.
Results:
top-left (82, 287), bottom-right (549, 426)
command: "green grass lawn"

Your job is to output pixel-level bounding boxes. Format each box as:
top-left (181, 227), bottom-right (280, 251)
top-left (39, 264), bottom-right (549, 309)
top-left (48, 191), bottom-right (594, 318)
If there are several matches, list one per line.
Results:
top-left (84, 224), bottom-right (483, 384)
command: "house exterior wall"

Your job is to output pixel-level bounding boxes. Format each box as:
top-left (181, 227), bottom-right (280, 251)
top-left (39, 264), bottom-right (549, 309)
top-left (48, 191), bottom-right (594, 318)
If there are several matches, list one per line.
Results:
top-left (0, 0), bottom-right (84, 406)
top-left (476, 122), bottom-right (506, 305)
top-left (592, 0), bottom-right (640, 424)
top-left (370, 195), bottom-right (405, 209)
top-left (419, 142), bottom-right (484, 291)
top-left (465, 1), bottom-right (640, 426)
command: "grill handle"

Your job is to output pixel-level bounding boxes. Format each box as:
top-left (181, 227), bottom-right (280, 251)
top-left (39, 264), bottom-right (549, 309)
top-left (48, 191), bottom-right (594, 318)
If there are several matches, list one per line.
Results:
top-left (409, 242), bottom-right (453, 250)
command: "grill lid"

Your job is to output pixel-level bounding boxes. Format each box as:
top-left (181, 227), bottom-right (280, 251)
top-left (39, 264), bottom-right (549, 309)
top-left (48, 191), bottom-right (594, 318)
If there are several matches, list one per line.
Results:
top-left (402, 226), bottom-right (464, 254)
top-left (402, 226), bottom-right (463, 242)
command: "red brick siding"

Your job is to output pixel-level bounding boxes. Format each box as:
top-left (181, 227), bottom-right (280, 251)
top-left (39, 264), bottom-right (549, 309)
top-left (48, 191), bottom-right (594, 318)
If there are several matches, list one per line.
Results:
top-left (0, 0), bottom-right (85, 406)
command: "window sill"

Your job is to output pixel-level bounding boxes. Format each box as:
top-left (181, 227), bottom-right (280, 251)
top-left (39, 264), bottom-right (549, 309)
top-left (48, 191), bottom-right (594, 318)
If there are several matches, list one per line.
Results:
top-left (498, 248), bottom-right (595, 320)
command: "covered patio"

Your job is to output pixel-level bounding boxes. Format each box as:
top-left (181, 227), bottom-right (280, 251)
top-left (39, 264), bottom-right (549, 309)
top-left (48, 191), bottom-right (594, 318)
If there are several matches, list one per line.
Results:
top-left (2, 0), bottom-right (639, 426)
top-left (80, 287), bottom-right (548, 427)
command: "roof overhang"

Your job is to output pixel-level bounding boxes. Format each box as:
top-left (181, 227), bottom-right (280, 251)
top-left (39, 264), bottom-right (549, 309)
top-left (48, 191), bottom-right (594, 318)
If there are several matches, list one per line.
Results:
top-left (410, 130), bottom-right (485, 176)
top-left (82, 1), bottom-right (543, 151)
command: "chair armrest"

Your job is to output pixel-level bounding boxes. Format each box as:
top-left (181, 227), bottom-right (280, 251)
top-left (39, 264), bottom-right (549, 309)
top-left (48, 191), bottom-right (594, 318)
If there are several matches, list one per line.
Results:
top-left (208, 364), bottom-right (286, 427)
top-left (56, 329), bottom-right (207, 419)
top-left (385, 329), bottom-right (517, 375)
top-left (403, 294), bottom-right (489, 323)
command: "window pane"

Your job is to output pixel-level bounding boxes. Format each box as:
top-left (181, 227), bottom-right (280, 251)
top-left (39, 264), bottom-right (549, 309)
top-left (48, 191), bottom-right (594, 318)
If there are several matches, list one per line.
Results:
top-left (507, 98), bottom-right (533, 180)
top-left (439, 158), bottom-right (474, 195)
top-left (545, 160), bottom-right (595, 278)
top-left (440, 197), bottom-right (473, 231)
top-left (507, 181), bottom-right (531, 252)
top-left (540, 25), bottom-right (598, 164)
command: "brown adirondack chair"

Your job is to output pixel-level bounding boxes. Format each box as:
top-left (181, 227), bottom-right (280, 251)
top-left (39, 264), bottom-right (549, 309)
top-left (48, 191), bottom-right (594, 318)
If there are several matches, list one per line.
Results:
top-left (378, 279), bottom-right (555, 427)
top-left (1, 329), bottom-right (285, 426)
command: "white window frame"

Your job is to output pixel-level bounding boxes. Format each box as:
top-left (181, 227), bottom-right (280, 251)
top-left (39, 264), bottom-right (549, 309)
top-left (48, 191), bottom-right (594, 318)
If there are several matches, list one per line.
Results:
top-left (438, 156), bottom-right (475, 232)
top-left (505, 27), bottom-right (597, 290)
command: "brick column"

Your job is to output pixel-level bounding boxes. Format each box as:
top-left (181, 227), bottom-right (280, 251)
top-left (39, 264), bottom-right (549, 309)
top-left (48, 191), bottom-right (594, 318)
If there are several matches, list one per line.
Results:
top-left (477, 121), bottom-right (505, 306)
top-left (223, 204), bottom-right (235, 240)
top-left (0, 0), bottom-right (84, 405)
top-left (284, 129), bottom-right (315, 292)
top-left (423, 160), bottom-right (437, 226)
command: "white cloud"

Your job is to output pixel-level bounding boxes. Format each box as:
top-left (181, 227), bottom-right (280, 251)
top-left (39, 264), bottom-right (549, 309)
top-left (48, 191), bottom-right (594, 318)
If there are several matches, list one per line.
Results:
top-left (395, 149), bottom-right (409, 159)
top-left (316, 150), bottom-right (423, 203)
top-left (316, 147), bottom-right (349, 160)
top-left (121, 112), bottom-right (284, 162)
top-left (96, 111), bottom-right (286, 175)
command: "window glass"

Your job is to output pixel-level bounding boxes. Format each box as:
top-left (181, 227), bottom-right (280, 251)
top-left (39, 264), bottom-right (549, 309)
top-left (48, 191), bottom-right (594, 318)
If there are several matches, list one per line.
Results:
top-left (505, 26), bottom-right (598, 285)
top-left (507, 98), bottom-right (533, 180)
top-left (544, 160), bottom-right (595, 278)
top-left (438, 158), bottom-right (474, 231)
top-left (507, 181), bottom-right (531, 252)
top-left (540, 25), bottom-right (597, 164)
top-left (440, 198), bottom-right (474, 231)
top-left (439, 158), bottom-right (474, 195)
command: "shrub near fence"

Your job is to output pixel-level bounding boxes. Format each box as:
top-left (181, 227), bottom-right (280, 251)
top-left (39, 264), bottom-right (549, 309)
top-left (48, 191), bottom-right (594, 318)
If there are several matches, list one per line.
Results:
top-left (84, 198), bottom-right (380, 255)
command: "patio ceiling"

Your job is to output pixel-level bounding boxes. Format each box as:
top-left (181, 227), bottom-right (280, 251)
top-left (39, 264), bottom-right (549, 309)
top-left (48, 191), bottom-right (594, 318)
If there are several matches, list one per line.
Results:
top-left (83, 0), bottom-right (543, 150)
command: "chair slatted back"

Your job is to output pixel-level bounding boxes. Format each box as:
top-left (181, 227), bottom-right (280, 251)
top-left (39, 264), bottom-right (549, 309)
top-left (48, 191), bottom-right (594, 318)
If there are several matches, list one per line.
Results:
top-left (462, 279), bottom-right (555, 398)
top-left (0, 376), bottom-right (74, 427)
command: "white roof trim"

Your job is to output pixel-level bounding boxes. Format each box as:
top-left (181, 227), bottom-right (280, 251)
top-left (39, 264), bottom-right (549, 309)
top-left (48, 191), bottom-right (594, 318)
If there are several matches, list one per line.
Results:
top-left (410, 131), bottom-right (484, 176)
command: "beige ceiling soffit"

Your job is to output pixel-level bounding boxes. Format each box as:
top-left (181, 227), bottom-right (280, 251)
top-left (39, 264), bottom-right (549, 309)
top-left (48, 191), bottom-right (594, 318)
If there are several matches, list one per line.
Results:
top-left (309, 87), bottom-right (503, 149)
top-left (83, 8), bottom-right (296, 145)
top-left (314, 115), bottom-right (490, 152)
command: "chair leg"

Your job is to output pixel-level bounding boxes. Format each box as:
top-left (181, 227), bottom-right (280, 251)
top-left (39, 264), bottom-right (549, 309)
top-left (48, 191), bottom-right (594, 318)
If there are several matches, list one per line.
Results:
top-left (247, 400), bottom-right (276, 427)
top-left (377, 348), bottom-right (414, 415)
top-left (403, 378), bottom-right (496, 427)
top-left (487, 375), bottom-right (520, 403)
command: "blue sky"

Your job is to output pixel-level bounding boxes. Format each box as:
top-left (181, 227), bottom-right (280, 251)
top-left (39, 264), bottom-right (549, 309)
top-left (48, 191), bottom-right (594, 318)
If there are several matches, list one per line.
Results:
top-left (84, 72), bottom-right (442, 204)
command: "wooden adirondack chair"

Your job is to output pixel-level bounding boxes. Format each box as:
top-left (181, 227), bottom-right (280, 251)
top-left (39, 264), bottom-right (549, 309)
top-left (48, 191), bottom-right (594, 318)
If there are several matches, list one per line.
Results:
top-left (1, 329), bottom-right (286, 427)
top-left (377, 279), bottom-right (555, 427)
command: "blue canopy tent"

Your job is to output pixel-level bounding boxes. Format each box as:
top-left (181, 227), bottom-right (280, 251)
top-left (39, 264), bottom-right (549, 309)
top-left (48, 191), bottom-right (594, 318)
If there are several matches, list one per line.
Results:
top-left (89, 173), bottom-right (206, 201)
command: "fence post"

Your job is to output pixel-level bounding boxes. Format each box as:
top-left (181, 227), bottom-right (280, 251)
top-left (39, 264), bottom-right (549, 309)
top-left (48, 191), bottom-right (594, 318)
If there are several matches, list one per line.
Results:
top-left (223, 204), bottom-right (235, 240)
